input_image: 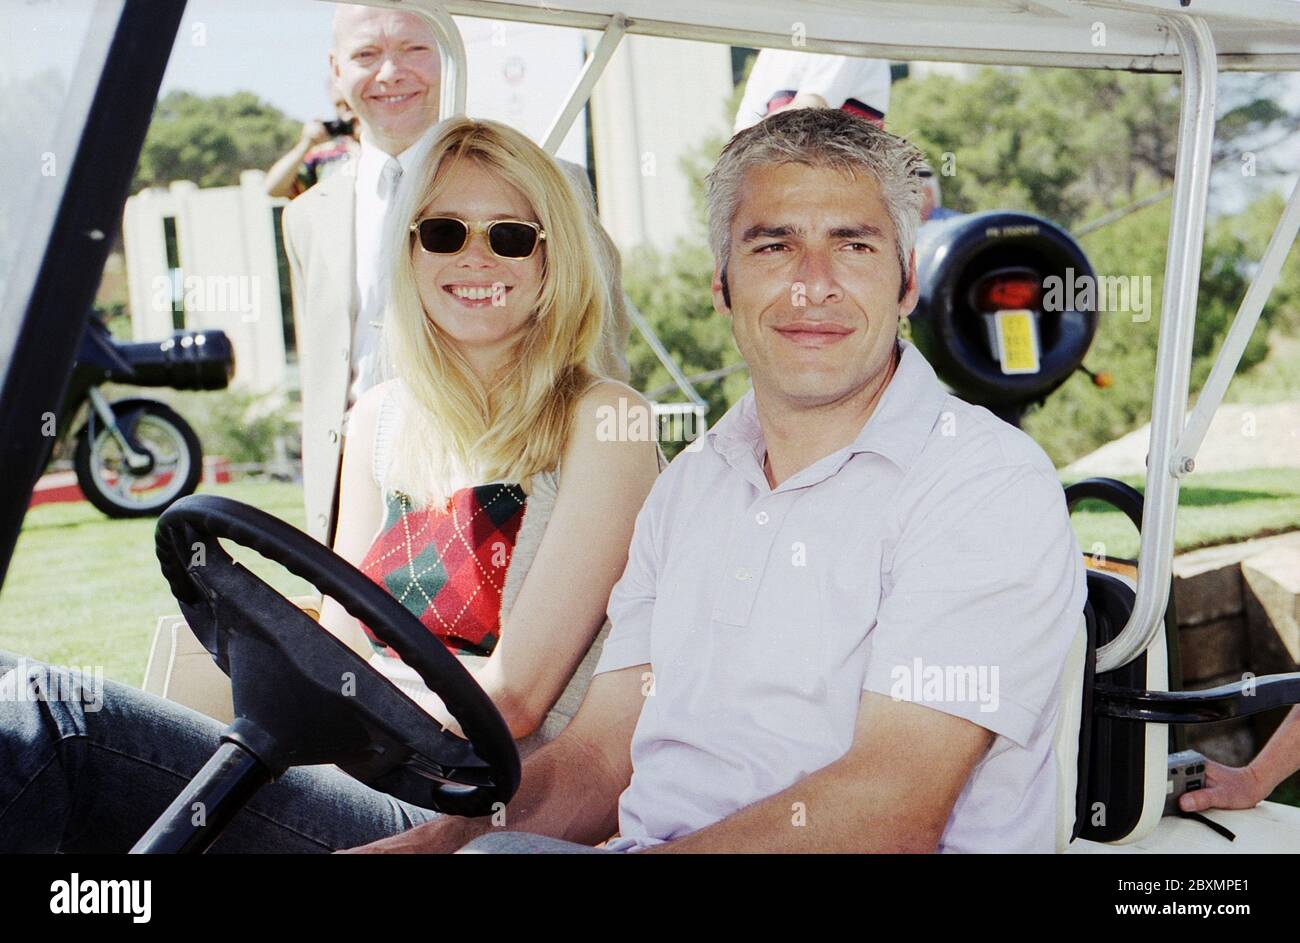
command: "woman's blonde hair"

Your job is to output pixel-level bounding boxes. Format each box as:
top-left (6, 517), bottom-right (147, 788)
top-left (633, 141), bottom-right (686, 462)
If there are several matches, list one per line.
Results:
top-left (381, 117), bottom-right (606, 506)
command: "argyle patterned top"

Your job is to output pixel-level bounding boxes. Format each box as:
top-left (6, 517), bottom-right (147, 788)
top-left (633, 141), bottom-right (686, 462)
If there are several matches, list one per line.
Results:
top-left (357, 482), bottom-right (528, 658)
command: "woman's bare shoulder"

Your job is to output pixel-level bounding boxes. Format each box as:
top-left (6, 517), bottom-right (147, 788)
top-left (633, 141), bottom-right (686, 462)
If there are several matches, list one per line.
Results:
top-left (574, 378), bottom-right (652, 421)
top-left (347, 380), bottom-right (400, 447)
top-left (566, 379), bottom-right (661, 471)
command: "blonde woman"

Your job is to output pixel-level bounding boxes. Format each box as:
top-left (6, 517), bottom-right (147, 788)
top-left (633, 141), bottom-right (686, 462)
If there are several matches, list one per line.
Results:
top-left (0, 118), bottom-right (660, 852)
top-left (320, 116), bottom-right (661, 748)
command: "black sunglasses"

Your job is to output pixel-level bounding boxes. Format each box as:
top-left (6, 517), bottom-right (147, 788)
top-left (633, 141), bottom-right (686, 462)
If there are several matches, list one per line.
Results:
top-left (409, 216), bottom-right (546, 260)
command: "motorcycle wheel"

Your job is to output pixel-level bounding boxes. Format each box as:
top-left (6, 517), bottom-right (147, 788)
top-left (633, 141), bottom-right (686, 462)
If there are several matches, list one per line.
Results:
top-left (74, 400), bottom-right (204, 519)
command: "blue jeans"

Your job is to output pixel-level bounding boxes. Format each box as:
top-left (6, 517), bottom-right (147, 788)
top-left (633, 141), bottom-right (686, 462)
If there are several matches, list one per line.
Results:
top-left (0, 650), bottom-right (440, 853)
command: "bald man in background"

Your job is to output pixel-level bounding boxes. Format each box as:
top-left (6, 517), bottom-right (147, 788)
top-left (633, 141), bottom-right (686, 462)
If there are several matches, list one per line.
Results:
top-left (283, 4), bottom-right (632, 544)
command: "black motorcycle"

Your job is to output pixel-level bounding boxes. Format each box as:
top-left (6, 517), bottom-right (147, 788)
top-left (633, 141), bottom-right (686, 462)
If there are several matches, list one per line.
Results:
top-left (57, 314), bottom-right (235, 518)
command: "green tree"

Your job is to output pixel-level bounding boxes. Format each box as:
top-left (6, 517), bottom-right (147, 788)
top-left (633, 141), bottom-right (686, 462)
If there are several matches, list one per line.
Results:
top-left (888, 68), bottom-right (1296, 228)
top-left (132, 90), bottom-right (301, 192)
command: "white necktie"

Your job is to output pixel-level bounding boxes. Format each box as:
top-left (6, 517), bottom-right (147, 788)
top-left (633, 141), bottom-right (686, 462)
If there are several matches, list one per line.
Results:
top-left (378, 156), bottom-right (402, 201)
top-left (368, 157), bottom-right (402, 323)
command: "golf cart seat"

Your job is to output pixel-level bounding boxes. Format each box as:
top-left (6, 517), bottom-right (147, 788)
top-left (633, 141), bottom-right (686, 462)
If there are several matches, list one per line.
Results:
top-left (142, 597), bottom-right (609, 756)
top-left (1054, 563), bottom-right (1170, 851)
top-left (1060, 558), bottom-right (1300, 853)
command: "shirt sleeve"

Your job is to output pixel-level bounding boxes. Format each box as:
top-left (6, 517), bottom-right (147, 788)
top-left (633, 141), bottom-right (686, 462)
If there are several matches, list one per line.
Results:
top-left (593, 483), bottom-right (662, 675)
top-left (860, 463), bottom-right (1086, 747)
top-left (295, 159), bottom-right (316, 197)
top-left (797, 55), bottom-right (891, 114)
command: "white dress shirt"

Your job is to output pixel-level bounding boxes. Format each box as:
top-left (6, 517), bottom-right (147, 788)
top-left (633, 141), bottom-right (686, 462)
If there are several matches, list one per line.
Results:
top-left (350, 130), bottom-right (438, 407)
top-left (594, 340), bottom-right (1087, 852)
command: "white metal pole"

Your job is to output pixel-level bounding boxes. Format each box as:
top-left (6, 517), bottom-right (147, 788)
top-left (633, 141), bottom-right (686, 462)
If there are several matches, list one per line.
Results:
top-left (402, 0), bottom-right (469, 117)
top-left (541, 14), bottom-right (627, 155)
top-left (1096, 15), bottom-right (1218, 674)
top-left (1174, 171), bottom-right (1300, 464)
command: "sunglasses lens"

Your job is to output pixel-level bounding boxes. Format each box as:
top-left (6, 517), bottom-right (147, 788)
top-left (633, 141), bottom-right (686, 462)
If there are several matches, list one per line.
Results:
top-left (488, 222), bottom-right (539, 259)
top-left (417, 218), bottom-right (469, 253)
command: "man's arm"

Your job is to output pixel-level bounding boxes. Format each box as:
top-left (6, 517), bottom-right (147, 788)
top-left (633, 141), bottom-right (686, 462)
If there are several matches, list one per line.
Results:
top-left (1181, 704), bottom-right (1300, 812)
top-left (341, 663), bottom-right (647, 853)
top-left (641, 690), bottom-right (992, 854)
top-left (266, 121), bottom-right (328, 198)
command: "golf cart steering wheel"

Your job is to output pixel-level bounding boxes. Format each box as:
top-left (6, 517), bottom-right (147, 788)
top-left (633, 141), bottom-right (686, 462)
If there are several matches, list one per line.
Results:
top-left (152, 494), bottom-right (521, 824)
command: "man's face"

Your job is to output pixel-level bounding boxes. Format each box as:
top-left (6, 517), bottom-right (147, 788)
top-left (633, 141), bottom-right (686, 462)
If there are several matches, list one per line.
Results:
top-left (330, 8), bottom-right (441, 155)
top-left (712, 162), bottom-right (918, 410)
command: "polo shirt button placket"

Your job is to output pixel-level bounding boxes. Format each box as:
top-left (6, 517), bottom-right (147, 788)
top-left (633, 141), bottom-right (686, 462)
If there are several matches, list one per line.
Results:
top-left (715, 498), bottom-right (784, 626)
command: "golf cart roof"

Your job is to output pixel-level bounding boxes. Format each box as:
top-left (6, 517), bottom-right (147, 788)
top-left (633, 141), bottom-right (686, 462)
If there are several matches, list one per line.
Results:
top-left (442, 0), bottom-right (1300, 72)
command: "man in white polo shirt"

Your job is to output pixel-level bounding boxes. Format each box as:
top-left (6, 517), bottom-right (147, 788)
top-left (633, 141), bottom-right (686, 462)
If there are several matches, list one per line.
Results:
top-left (347, 107), bottom-right (1087, 855)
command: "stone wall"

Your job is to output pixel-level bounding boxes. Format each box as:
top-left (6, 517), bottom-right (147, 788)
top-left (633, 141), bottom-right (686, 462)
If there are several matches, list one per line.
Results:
top-left (1172, 531), bottom-right (1300, 769)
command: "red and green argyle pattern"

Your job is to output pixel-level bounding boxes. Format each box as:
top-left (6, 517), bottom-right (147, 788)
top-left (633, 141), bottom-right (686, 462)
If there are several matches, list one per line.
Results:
top-left (358, 482), bottom-right (527, 658)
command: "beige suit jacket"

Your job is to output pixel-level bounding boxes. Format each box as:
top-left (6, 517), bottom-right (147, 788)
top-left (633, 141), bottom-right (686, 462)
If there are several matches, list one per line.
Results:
top-left (282, 158), bottom-right (631, 545)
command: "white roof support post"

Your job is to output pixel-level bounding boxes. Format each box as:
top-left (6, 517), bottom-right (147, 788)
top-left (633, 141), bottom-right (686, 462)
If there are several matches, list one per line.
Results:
top-left (541, 13), bottom-right (627, 155)
top-left (1174, 173), bottom-right (1300, 465)
top-left (1097, 14), bottom-right (1218, 674)
top-left (624, 299), bottom-right (709, 417)
top-left (406, 0), bottom-right (469, 116)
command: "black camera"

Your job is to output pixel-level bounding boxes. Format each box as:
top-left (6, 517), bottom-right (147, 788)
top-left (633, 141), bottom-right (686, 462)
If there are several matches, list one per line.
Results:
top-left (323, 117), bottom-right (355, 137)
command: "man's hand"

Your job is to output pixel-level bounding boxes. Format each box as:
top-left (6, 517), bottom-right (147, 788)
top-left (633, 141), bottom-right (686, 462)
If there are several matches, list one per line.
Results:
top-left (301, 120), bottom-right (330, 147)
top-left (336, 667), bottom-right (646, 854)
top-left (1179, 759), bottom-right (1266, 813)
top-left (769, 91), bottom-right (830, 116)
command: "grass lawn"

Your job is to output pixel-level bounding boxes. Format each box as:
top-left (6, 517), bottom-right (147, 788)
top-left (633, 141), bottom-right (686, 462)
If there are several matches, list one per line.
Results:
top-left (1064, 467), bottom-right (1300, 560)
top-left (0, 480), bottom-right (314, 686)
top-left (3, 469), bottom-right (1298, 686)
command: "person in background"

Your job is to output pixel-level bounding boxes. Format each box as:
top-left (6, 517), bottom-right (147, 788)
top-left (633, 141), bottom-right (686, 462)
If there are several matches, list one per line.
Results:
top-left (734, 49), bottom-right (891, 134)
top-left (919, 163), bottom-right (960, 223)
top-left (265, 93), bottom-right (362, 200)
top-left (283, 4), bottom-right (632, 547)
top-left (1180, 706), bottom-right (1300, 813)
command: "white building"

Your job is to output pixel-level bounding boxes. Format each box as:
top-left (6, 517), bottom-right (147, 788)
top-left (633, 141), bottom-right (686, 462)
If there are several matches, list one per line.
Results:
top-left (590, 35), bottom-right (735, 254)
top-left (122, 171), bottom-right (293, 397)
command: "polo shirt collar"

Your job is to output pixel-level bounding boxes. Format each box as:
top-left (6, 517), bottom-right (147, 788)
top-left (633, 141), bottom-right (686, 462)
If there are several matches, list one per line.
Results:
top-left (706, 339), bottom-right (950, 480)
top-left (846, 339), bottom-right (951, 470)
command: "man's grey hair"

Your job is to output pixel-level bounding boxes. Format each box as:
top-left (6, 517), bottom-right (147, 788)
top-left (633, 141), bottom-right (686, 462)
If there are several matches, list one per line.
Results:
top-left (705, 108), bottom-right (927, 296)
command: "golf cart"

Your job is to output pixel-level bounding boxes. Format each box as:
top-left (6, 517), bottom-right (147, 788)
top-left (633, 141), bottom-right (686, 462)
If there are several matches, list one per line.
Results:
top-left (5, 0), bottom-right (1300, 853)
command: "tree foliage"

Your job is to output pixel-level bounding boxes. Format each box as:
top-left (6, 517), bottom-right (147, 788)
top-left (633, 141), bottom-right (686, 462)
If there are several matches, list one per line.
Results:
top-left (132, 90), bottom-right (300, 192)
